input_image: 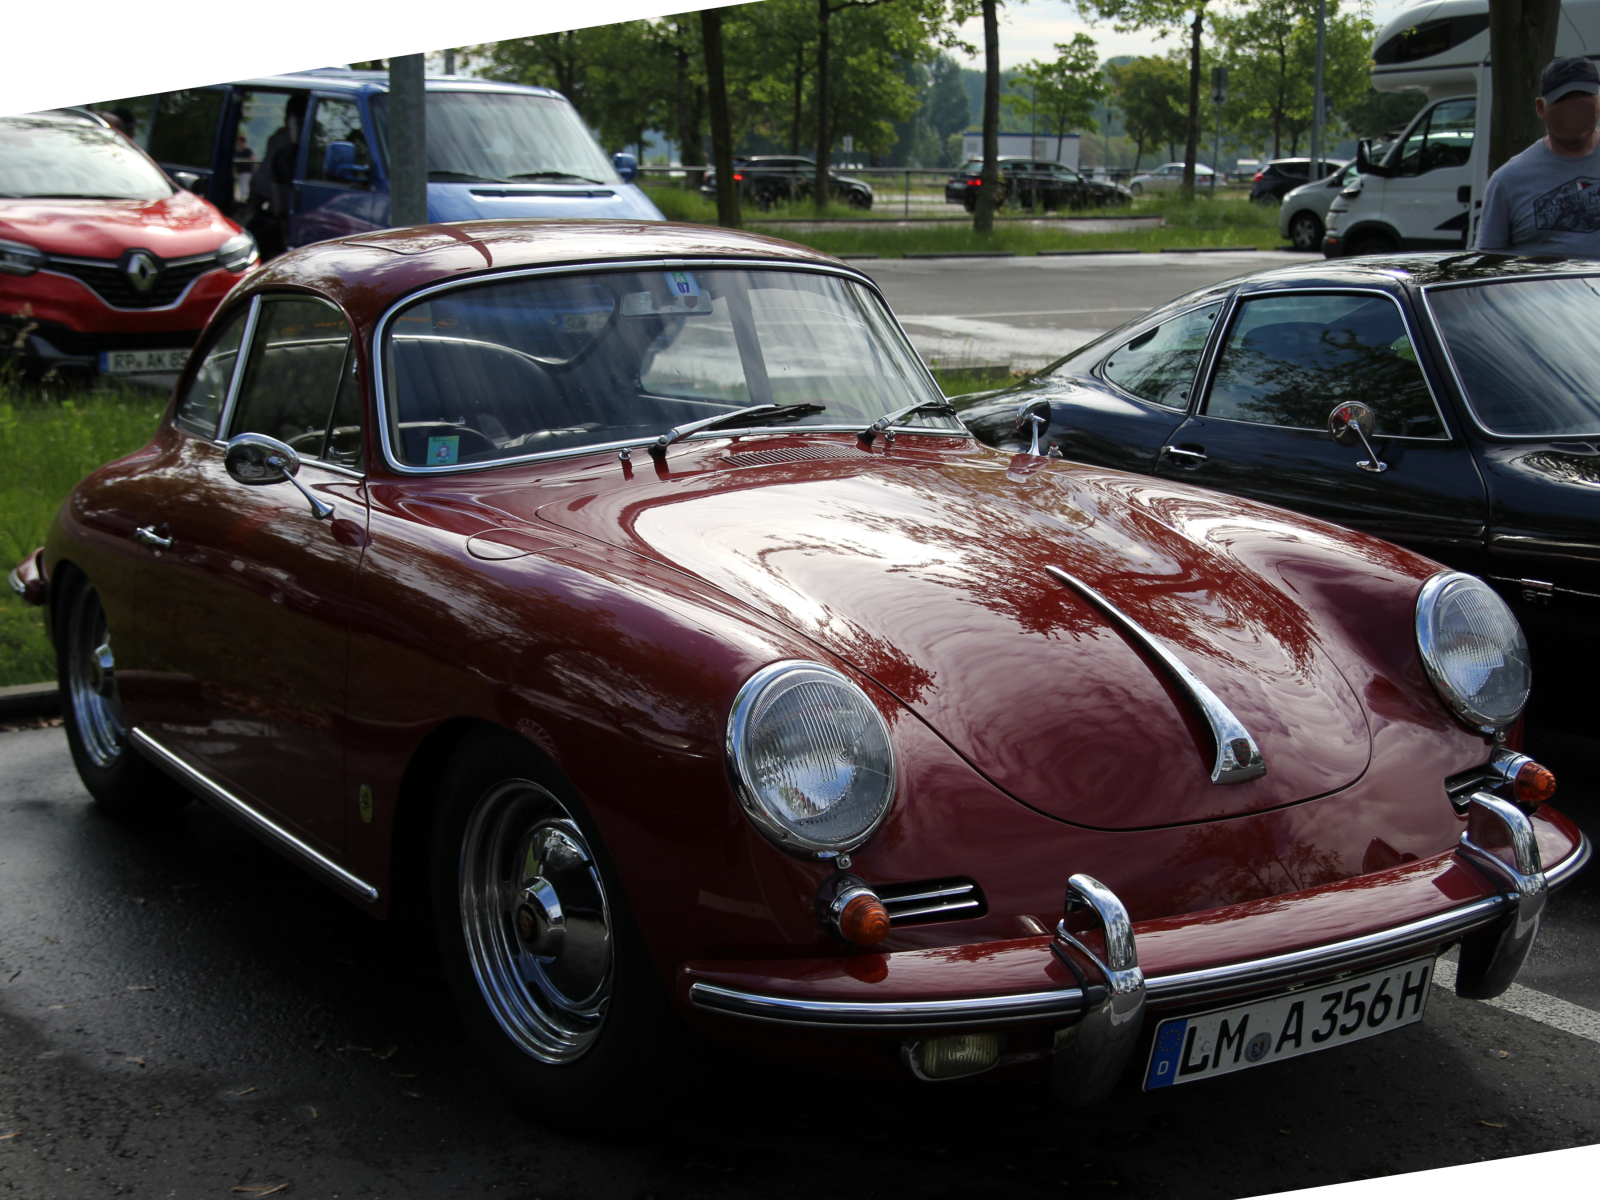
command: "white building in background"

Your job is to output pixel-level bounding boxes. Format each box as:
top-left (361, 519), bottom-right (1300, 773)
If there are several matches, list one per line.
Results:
top-left (960, 131), bottom-right (1080, 167)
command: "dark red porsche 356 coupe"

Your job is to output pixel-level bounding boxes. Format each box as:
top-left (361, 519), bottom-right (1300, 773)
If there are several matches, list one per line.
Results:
top-left (9, 221), bottom-right (1588, 1117)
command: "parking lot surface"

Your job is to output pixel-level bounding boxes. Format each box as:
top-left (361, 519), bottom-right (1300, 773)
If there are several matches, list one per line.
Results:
top-left (1, 721), bottom-right (1596, 1200)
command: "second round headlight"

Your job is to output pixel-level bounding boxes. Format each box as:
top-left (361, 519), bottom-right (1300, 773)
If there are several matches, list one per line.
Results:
top-left (726, 661), bottom-right (895, 857)
top-left (1416, 572), bottom-right (1531, 732)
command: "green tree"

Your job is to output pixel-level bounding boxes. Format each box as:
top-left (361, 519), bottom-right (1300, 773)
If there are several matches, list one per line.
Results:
top-left (1107, 55), bottom-right (1188, 169)
top-left (1004, 33), bottom-right (1104, 158)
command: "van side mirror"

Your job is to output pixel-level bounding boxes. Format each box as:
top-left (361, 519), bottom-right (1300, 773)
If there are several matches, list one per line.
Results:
top-left (613, 151), bottom-right (639, 183)
top-left (323, 141), bottom-right (370, 185)
top-left (1355, 139), bottom-right (1392, 180)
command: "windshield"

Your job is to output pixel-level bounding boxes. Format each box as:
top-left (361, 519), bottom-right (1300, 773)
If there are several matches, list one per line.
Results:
top-left (0, 118), bottom-right (172, 200)
top-left (382, 267), bottom-right (957, 469)
top-left (371, 91), bottom-right (618, 185)
top-left (1425, 276), bottom-right (1600, 437)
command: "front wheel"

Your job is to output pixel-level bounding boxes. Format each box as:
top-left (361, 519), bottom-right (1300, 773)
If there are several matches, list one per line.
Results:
top-left (1128, 182), bottom-right (1143, 196)
top-left (431, 730), bottom-right (683, 1125)
top-left (1288, 211), bottom-right (1325, 252)
top-left (57, 575), bottom-right (188, 818)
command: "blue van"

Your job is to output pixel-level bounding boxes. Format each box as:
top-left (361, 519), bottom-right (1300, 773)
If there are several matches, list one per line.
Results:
top-left (105, 69), bottom-right (662, 252)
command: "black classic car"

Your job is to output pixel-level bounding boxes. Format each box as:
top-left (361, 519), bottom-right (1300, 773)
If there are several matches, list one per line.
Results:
top-left (944, 157), bottom-right (1131, 212)
top-left (700, 156), bottom-right (872, 210)
top-left (960, 253), bottom-right (1600, 727)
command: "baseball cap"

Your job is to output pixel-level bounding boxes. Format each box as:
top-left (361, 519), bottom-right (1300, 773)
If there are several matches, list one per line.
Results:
top-left (1540, 56), bottom-right (1600, 104)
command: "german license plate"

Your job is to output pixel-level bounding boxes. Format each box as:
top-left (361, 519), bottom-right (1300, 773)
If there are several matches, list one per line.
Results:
top-left (1144, 955), bottom-right (1435, 1090)
top-left (99, 348), bottom-right (187, 374)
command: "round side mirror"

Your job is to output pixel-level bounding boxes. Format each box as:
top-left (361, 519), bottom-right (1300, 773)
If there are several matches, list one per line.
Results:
top-left (225, 432), bottom-right (301, 485)
top-left (1328, 401), bottom-right (1376, 448)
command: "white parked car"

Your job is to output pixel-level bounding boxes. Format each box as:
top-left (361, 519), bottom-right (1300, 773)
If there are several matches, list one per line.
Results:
top-left (1278, 161), bottom-right (1361, 251)
top-left (1127, 162), bottom-right (1217, 194)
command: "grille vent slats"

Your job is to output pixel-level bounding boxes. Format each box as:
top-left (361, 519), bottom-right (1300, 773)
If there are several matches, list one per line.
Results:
top-left (723, 445), bottom-right (863, 467)
top-left (46, 257), bottom-right (215, 309)
top-left (877, 877), bottom-right (986, 926)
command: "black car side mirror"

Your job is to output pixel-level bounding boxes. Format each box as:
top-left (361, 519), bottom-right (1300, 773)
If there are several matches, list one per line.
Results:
top-left (1327, 402), bottom-right (1388, 474)
top-left (1355, 139), bottom-right (1392, 180)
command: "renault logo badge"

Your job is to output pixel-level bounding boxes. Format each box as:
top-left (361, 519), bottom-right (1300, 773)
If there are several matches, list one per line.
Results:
top-left (123, 250), bottom-right (160, 293)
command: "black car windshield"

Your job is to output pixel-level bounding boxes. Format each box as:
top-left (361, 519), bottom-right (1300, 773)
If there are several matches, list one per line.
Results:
top-left (370, 91), bottom-right (618, 185)
top-left (382, 267), bottom-right (958, 468)
top-left (0, 117), bottom-right (172, 200)
top-left (1426, 276), bottom-right (1600, 436)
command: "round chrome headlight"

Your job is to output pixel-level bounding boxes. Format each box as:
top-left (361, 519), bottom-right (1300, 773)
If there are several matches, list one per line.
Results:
top-left (726, 661), bottom-right (895, 858)
top-left (1416, 572), bottom-right (1531, 732)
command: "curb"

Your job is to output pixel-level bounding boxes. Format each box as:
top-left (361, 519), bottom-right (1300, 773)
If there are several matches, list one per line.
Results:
top-left (1159, 245), bottom-right (1260, 253)
top-left (1036, 248), bottom-right (1143, 256)
top-left (0, 681), bottom-right (60, 720)
top-left (902, 251), bottom-right (1017, 260)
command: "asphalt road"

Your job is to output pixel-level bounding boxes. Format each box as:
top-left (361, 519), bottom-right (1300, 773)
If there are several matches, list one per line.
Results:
top-left (1, 720), bottom-right (1597, 1200)
top-left (859, 250), bottom-right (1304, 373)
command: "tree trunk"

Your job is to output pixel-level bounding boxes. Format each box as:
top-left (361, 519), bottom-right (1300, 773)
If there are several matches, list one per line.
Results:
top-left (1182, 7), bottom-right (1204, 197)
top-left (701, 8), bottom-right (741, 228)
top-left (1133, 136), bottom-right (1144, 172)
top-left (676, 40), bottom-right (706, 189)
top-left (388, 54), bottom-right (428, 227)
top-left (975, 0), bottom-right (1001, 232)
top-left (1489, 0), bottom-right (1562, 176)
top-left (791, 42), bottom-right (807, 155)
top-left (814, 0), bottom-right (832, 212)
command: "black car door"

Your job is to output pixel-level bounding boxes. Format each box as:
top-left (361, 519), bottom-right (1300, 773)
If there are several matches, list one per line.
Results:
top-left (1153, 289), bottom-right (1489, 571)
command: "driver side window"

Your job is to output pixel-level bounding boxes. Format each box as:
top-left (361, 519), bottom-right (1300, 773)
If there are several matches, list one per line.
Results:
top-left (228, 296), bottom-right (361, 467)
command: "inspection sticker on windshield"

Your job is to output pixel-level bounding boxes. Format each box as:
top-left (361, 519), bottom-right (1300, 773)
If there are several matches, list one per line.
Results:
top-left (99, 348), bottom-right (188, 374)
top-left (1143, 955), bottom-right (1433, 1090)
top-left (426, 436), bottom-right (459, 466)
top-left (622, 272), bottom-right (708, 317)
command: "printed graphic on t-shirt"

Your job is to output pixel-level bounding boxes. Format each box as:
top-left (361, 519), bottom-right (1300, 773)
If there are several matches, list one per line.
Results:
top-left (1534, 176), bottom-right (1600, 231)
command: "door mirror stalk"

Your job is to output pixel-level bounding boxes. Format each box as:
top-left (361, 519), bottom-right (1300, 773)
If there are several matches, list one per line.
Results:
top-left (1328, 402), bottom-right (1388, 473)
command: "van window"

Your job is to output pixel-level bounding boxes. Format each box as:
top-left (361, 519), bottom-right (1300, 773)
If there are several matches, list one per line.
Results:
top-left (148, 89), bottom-right (226, 170)
top-left (306, 98), bottom-right (370, 184)
top-left (1393, 99), bottom-right (1475, 176)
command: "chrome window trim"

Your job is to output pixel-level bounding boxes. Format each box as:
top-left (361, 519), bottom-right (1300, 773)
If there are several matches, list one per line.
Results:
top-left (370, 257), bottom-right (961, 478)
top-left (1418, 272), bottom-right (1600, 441)
top-left (1090, 296), bottom-right (1230, 414)
top-left (1195, 286), bottom-right (1456, 442)
top-left (213, 295), bottom-right (260, 440)
top-left (128, 727), bottom-right (380, 903)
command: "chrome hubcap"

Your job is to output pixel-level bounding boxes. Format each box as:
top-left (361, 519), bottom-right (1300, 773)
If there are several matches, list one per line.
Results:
top-left (459, 780), bottom-right (613, 1063)
top-left (66, 589), bottom-right (124, 769)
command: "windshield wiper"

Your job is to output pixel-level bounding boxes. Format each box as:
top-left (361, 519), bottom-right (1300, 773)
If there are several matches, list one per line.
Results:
top-left (645, 403), bottom-right (826, 459)
top-left (859, 399), bottom-right (959, 443)
top-left (428, 170), bottom-right (510, 183)
top-left (506, 171), bottom-right (608, 184)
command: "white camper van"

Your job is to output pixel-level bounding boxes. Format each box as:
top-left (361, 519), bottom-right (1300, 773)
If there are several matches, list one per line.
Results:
top-left (1323, 0), bottom-right (1600, 256)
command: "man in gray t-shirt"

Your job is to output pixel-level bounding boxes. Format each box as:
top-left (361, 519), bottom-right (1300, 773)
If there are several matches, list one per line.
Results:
top-left (1477, 56), bottom-right (1600, 255)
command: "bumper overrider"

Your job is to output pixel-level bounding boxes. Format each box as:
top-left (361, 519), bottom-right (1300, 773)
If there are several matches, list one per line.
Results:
top-left (683, 795), bottom-right (1589, 1100)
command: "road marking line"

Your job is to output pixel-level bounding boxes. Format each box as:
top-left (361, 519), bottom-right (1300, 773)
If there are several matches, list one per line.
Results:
top-left (1433, 957), bottom-right (1600, 1044)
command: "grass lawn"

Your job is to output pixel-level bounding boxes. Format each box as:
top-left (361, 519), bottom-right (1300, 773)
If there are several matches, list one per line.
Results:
top-left (0, 378), bottom-right (165, 686)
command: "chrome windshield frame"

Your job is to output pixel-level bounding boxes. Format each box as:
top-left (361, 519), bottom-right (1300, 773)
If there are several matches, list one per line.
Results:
top-left (371, 257), bottom-right (965, 478)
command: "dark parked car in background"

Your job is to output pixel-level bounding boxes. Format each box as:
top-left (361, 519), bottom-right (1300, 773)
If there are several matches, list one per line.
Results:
top-left (1, 110), bottom-right (256, 378)
top-left (944, 157), bottom-right (1130, 212)
top-left (700, 156), bottom-right (872, 209)
top-left (959, 253), bottom-right (1600, 729)
top-left (1250, 158), bottom-right (1347, 203)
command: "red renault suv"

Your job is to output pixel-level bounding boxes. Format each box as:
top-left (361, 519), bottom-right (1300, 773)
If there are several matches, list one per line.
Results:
top-left (1, 110), bottom-right (256, 378)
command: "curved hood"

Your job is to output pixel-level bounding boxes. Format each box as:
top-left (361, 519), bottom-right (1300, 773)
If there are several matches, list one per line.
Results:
top-left (527, 444), bottom-right (1372, 830)
top-left (0, 190), bottom-right (236, 260)
top-left (424, 180), bottom-right (664, 224)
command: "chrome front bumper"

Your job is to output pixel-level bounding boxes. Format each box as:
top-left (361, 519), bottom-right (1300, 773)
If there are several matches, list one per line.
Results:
top-left (688, 796), bottom-right (1589, 1100)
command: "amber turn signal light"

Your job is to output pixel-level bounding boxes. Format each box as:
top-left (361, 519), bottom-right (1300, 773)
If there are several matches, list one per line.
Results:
top-left (1515, 760), bottom-right (1557, 809)
top-left (838, 892), bottom-right (891, 945)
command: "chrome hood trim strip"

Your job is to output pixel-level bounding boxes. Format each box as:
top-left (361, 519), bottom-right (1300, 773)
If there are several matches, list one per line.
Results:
top-left (1044, 566), bottom-right (1267, 784)
top-left (128, 727), bottom-right (380, 903)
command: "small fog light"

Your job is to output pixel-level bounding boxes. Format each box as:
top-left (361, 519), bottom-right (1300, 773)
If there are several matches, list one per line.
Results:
top-left (1515, 760), bottom-right (1557, 809)
top-left (902, 1032), bottom-right (1004, 1081)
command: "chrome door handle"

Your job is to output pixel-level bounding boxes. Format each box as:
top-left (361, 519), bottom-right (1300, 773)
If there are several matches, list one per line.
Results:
top-left (134, 525), bottom-right (173, 551)
top-left (1164, 446), bottom-right (1208, 463)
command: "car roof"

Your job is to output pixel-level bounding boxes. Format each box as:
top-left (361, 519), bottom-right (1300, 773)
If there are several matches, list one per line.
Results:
top-left (226, 70), bottom-right (564, 100)
top-left (7, 109), bottom-right (113, 129)
top-left (231, 219), bottom-right (860, 329)
top-left (1210, 252), bottom-right (1600, 299)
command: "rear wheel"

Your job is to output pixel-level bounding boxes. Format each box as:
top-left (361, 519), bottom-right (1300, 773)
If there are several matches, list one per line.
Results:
top-left (57, 576), bottom-right (187, 817)
top-left (1289, 210), bottom-right (1325, 252)
top-left (1129, 182), bottom-right (1143, 196)
top-left (431, 730), bottom-right (684, 1126)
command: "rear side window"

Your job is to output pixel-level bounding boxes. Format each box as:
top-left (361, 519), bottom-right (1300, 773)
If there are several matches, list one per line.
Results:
top-left (1100, 304), bottom-right (1221, 409)
top-left (1205, 293), bottom-right (1445, 438)
top-left (175, 308), bottom-right (249, 439)
top-left (148, 89), bottom-right (225, 170)
top-left (229, 297), bottom-right (358, 464)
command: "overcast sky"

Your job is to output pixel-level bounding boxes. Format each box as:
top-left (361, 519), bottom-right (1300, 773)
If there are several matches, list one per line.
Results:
top-left (956, 1), bottom-right (1422, 70)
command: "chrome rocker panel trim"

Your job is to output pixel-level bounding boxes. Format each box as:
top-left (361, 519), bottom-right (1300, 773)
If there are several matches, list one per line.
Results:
top-left (128, 727), bottom-right (380, 903)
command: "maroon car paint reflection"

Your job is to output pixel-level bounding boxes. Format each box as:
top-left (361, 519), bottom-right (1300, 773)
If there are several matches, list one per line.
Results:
top-left (12, 220), bottom-right (1586, 1115)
